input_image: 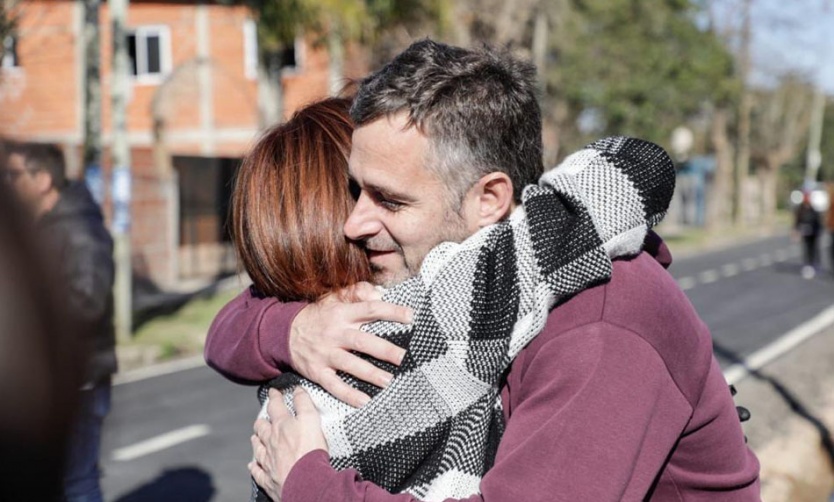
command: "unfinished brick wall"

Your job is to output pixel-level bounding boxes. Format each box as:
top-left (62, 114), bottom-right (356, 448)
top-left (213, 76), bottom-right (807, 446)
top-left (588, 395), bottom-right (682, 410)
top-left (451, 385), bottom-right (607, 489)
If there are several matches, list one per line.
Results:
top-left (2, 0), bottom-right (371, 288)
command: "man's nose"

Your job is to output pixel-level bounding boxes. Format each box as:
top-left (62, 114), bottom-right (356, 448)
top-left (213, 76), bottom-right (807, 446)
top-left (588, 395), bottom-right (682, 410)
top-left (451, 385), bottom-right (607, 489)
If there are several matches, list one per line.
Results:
top-left (344, 192), bottom-right (382, 241)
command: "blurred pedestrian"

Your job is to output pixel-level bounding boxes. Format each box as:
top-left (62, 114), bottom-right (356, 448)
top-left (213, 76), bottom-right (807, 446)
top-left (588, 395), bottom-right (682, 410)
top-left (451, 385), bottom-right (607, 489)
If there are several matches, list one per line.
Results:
top-left (794, 190), bottom-right (822, 279)
top-left (0, 170), bottom-right (83, 500)
top-left (2, 142), bottom-right (116, 502)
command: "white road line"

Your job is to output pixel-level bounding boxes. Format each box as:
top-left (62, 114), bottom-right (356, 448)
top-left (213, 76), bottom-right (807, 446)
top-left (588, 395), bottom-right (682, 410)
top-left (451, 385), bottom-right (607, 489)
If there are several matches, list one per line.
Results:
top-left (741, 258), bottom-right (758, 272)
top-left (699, 269), bottom-right (720, 284)
top-left (111, 424), bottom-right (211, 462)
top-left (723, 305), bottom-right (834, 385)
top-left (774, 249), bottom-right (789, 262)
top-left (678, 276), bottom-right (697, 290)
top-left (721, 263), bottom-right (740, 277)
top-left (113, 355), bottom-right (206, 386)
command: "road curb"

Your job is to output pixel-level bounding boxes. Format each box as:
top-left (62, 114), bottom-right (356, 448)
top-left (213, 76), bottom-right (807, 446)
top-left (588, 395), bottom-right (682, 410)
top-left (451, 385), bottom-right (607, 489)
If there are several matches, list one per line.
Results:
top-left (724, 305), bottom-right (834, 385)
top-left (113, 354), bottom-right (206, 386)
top-left (734, 320), bottom-right (834, 502)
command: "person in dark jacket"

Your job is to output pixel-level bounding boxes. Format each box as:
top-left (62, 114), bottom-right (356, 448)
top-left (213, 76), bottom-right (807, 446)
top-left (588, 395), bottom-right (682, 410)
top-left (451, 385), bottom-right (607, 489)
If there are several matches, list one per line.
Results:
top-left (2, 141), bottom-right (116, 502)
top-left (794, 191), bottom-right (822, 279)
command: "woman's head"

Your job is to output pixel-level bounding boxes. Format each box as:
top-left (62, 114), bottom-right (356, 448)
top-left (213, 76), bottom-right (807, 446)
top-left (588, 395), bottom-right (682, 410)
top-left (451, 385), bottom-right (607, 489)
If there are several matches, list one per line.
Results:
top-left (232, 97), bottom-right (372, 301)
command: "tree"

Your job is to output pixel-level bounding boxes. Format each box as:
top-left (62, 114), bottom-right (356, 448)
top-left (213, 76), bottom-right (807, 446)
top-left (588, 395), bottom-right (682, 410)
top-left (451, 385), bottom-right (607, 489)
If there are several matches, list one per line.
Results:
top-left (819, 98), bottom-right (834, 183)
top-left (549, 0), bottom-right (736, 152)
top-left (0, 0), bottom-right (19, 63)
top-left (748, 75), bottom-right (816, 225)
top-left (246, 0), bottom-right (447, 128)
top-left (245, 0), bottom-right (316, 127)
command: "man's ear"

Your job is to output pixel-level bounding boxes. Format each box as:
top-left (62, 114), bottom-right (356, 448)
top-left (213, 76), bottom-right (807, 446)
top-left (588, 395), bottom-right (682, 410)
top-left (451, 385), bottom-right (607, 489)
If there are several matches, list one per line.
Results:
top-left (473, 172), bottom-right (514, 227)
top-left (32, 170), bottom-right (54, 195)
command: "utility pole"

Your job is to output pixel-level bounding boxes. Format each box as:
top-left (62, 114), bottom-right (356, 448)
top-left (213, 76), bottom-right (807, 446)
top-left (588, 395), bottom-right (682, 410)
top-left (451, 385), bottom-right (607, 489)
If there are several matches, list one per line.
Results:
top-left (82, 0), bottom-right (103, 202)
top-left (531, 4), bottom-right (548, 97)
top-left (804, 85), bottom-right (825, 187)
top-left (110, 0), bottom-right (131, 342)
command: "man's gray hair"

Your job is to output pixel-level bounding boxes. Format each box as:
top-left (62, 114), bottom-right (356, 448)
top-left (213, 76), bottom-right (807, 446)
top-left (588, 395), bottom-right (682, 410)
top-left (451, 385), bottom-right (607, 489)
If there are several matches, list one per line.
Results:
top-left (350, 39), bottom-right (544, 207)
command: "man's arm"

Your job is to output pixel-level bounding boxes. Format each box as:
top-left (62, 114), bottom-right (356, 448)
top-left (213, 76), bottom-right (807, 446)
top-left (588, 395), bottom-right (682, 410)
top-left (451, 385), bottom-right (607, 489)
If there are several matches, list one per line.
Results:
top-left (205, 284), bottom-right (411, 405)
top-left (63, 230), bottom-right (114, 325)
top-left (204, 287), bottom-right (304, 384)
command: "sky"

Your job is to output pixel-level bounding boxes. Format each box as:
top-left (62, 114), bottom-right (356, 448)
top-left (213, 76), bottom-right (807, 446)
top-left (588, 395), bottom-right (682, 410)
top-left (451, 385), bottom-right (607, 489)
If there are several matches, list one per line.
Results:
top-left (713, 0), bottom-right (834, 93)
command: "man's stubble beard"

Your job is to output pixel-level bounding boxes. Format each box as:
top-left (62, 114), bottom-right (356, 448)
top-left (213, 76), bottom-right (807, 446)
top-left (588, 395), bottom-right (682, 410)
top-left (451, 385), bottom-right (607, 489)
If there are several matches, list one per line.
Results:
top-left (370, 208), bottom-right (472, 289)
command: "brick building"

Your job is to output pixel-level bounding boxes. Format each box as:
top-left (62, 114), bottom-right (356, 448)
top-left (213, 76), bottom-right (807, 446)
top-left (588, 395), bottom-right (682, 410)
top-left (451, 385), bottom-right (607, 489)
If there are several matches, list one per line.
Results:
top-left (1, 0), bottom-right (367, 288)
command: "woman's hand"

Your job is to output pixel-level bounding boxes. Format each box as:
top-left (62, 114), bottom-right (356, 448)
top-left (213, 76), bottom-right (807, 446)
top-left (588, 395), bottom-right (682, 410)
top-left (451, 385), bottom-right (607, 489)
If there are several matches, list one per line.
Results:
top-left (249, 388), bottom-right (328, 500)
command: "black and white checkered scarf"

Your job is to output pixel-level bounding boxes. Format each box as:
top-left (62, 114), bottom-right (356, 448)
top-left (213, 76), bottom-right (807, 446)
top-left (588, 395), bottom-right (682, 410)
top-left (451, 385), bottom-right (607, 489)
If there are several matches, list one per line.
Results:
top-left (254, 136), bottom-right (675, 501)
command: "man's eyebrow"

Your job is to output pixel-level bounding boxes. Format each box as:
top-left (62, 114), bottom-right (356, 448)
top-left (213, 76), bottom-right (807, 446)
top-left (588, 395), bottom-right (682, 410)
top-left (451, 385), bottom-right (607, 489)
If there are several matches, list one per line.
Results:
top-left (362, 182), bottom-right (417, 203)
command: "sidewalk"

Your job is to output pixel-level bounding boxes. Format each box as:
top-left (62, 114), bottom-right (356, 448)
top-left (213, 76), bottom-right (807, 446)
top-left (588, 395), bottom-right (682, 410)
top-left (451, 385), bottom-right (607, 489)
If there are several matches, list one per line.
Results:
top-left (734, 322), bottom-right (834, 501)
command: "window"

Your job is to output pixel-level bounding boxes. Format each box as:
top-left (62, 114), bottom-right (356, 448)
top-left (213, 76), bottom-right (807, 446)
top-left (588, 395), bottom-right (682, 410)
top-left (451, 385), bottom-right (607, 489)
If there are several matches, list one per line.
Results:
top-left (127, 26), bottom-right (171, 83)
top-left (243, 19), bottom-right (299, 80)
top-left (1, 35), bottom-right (18, 69)
top-left (280, 43), bottom-right (297, 70)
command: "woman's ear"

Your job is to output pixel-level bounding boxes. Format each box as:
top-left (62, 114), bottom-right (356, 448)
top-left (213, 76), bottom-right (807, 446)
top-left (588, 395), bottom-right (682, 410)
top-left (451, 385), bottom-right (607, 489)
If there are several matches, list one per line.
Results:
top-left (474, 172), bottom-right (514, 227)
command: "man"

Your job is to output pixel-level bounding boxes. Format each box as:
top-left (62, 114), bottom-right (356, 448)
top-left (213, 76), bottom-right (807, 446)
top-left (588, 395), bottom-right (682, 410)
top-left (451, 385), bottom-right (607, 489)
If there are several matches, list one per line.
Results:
top-left (2, 142), bottom-right (116, 502)
top-left (206, 40), bottom-right (759, 500)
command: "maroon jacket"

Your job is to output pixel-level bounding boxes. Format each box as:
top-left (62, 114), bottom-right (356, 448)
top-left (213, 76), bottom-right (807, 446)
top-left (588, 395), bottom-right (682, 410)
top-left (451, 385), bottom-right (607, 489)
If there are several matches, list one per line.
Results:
top-left (205, 246), bottom-right (760, 501)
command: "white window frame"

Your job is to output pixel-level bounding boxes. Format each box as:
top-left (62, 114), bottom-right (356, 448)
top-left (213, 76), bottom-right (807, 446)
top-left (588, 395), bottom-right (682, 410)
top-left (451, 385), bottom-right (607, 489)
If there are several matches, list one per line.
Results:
top-left (243, 18), bottom-right (258, 80)
top-left (1, 35), bottom-right (19, 69)
top-left (242, 19), bottom-right (301, 80)
top-left (128, 25), bottom-right (172, 85)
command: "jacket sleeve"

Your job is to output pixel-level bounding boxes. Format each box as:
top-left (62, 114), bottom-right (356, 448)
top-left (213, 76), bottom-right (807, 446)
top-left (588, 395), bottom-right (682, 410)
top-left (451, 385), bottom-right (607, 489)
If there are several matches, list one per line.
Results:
top-left (279, 323), bottom-right (693, 502)
top-left (204, 287), bottom-right (307, 384)
top-left (63, 227), bottom-right (114, 325)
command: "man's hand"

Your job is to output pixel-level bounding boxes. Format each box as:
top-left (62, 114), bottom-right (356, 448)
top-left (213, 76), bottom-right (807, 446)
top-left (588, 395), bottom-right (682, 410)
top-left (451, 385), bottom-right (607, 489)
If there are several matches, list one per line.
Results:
top-left (290, 282), bottom-right (412, 407)
top-left (249, 388), bottom-right (327, 500)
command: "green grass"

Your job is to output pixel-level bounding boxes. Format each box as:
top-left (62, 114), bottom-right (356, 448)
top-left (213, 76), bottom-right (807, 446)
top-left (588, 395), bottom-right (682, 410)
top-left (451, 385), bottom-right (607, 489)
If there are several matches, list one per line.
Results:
top-left (657, 211), bottom-right (792, 257)
top-left (119, 287), bottom-right (242, 370)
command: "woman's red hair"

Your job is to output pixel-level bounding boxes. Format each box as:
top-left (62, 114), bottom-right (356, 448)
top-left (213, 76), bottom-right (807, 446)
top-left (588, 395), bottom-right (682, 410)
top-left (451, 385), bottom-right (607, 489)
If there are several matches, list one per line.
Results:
top-left (232, 97), bottom-right (372, 301)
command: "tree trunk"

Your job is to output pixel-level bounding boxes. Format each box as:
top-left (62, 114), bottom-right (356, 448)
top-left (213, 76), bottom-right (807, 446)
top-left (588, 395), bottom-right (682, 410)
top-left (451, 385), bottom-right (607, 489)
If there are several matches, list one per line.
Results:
top-left (82, 0), bottom-right (102, 177)
top-left (707, 107), bottom-right (734, 230)
top-left (257, 51), bottom-right (283, 128)
top-left (327, 26), bottom-right (344, 96)
top-left (758, 161), bottom-right (779, 229)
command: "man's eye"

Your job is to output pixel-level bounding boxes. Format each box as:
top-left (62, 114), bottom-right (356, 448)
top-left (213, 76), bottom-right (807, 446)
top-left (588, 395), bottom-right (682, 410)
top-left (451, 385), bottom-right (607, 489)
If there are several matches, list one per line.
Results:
top-left (348, 179), bottom-right (361, 201)
top-left (378, 198), bottom-right (404, 211)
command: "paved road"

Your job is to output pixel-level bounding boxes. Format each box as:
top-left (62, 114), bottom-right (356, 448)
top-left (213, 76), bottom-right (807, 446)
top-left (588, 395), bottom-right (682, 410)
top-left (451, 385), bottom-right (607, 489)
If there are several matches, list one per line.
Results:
top-left (101, 233), bottom-right (834, 501)
top-left (665, 234), bottom-right (834, 366)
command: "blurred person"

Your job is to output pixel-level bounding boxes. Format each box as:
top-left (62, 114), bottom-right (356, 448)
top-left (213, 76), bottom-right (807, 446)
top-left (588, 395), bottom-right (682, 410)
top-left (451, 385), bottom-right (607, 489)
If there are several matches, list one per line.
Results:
top-left (827, 183), bottom-right (834, 272)
top-left (0, 178), bottom-right (83, 500)
top-left (208, 40), bottom-right (759, 502)
top-left (2, 142), bottom-right (116, 502)
top-left (793, 190), bottom-right (822, 279)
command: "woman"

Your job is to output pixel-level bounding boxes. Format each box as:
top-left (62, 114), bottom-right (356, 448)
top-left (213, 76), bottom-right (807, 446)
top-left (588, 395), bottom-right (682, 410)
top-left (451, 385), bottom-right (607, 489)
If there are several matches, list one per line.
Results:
top-left (232, 96), bottom-right (372, 302)
top-left (229, 98), bottom-right (679, 501)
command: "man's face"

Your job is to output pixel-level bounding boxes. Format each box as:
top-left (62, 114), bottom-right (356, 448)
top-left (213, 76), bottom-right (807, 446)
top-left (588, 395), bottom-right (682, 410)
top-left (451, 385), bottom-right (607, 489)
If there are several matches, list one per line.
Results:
top-left (3, 153), bottom-right (47, 212)
top-left (344, 113), bottom-right (479, 287)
